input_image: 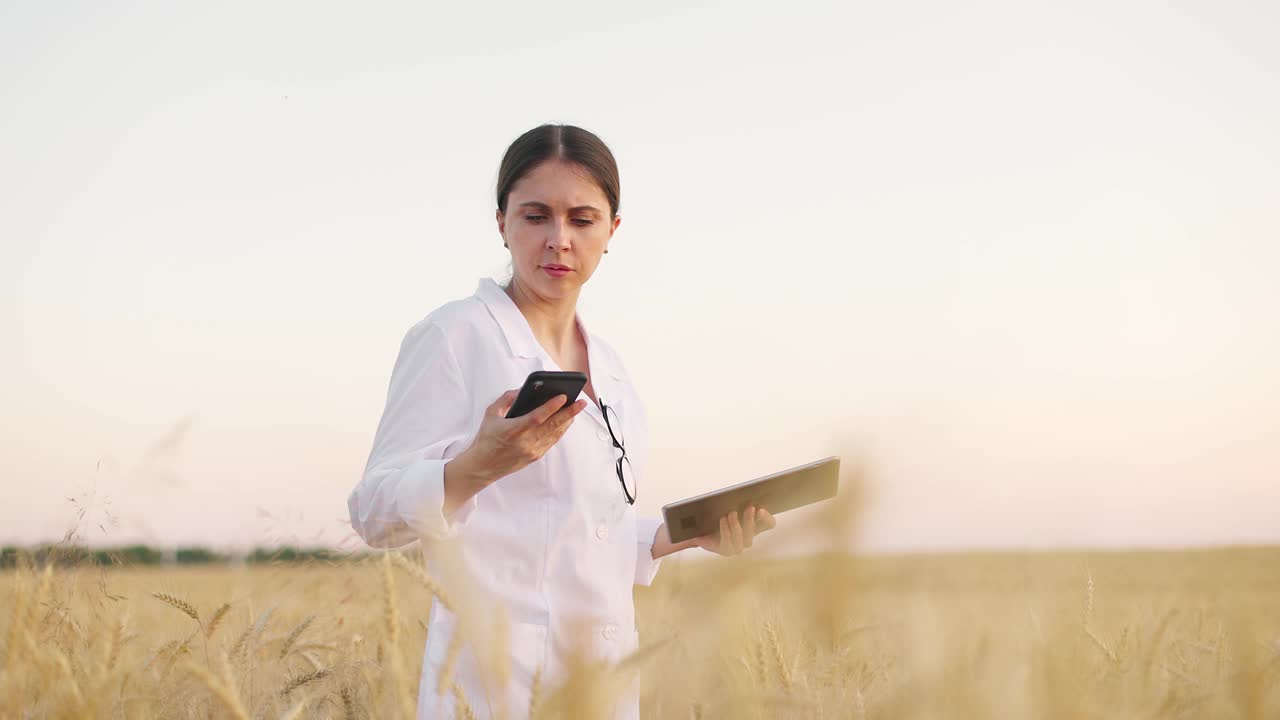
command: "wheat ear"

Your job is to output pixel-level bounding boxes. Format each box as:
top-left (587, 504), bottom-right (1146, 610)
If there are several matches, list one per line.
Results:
top-left (206, 603), bottom-right (231, 638)
top-left (279, 615), bottom-right (315, 659)
top-left (232, 606), bottom-right (276, 660)
top-left (281, 667), bottom-right (331, 695)
top-left (152, 592), bottom-right (200, 622)
top-left (388, 551), bottom-right (454, 611)
top-left (340, 685), bottom-right (359, 720)
top-left (765, 620), bottom-right (794, 691)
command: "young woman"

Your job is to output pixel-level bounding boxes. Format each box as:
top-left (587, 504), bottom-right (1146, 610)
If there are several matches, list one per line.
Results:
top-left (347, 124), bottom-right (776, 719)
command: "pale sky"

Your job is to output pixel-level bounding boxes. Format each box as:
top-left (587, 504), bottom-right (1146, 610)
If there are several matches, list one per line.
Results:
top-left (2, 1), bottom-right (1277, 553)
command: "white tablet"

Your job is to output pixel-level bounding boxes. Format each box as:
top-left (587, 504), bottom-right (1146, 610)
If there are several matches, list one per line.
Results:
top-left (661, 456), bottom-right (840, 543)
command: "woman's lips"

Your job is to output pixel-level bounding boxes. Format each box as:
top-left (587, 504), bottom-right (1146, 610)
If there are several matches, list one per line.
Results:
top-left (541, 265), bottom-right (571, 278)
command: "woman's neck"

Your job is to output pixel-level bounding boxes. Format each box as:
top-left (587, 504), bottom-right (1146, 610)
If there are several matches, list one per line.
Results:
top-left (504, 278), bottom-right (581, 356)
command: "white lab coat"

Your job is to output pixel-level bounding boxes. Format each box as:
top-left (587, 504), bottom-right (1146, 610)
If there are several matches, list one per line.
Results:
top-left (348, 277), bottom-right (664, 719)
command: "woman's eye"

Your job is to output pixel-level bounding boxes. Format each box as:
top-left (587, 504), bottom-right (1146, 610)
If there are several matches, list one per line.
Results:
top-left (572, 219), bottom-right (594, 226)
top-left (524, 215), bottom-right (545, 222)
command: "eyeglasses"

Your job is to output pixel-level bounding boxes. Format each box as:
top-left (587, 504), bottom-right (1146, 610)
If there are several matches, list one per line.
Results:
top-left (598, 398), bottom-right (635, 505)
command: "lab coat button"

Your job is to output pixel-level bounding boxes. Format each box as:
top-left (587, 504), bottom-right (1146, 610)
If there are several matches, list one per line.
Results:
top-left (596, 525), bottom-right (609, 540)
top-left (602, 623), bottom-right (618, 640)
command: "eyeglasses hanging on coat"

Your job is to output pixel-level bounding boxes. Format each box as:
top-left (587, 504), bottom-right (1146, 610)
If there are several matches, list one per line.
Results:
top-left (597, 398), bottom-right (636, 505)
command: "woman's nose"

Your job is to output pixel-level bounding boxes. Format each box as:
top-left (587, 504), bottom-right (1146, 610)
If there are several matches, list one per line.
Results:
top-left (545, 220), bottom-right (572, 251)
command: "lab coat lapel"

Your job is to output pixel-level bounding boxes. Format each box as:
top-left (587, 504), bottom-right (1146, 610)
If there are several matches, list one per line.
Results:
top-left (475, 278), bottom-right (541, 361)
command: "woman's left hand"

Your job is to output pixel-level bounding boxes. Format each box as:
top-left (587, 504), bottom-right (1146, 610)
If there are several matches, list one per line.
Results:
top-left (694, 505), bottom-right (777, 556)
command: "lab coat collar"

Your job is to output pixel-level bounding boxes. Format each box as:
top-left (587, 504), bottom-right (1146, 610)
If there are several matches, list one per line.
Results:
top-left (475, 277), bottom-right (540, 360)
top-left (474, 278), bottom-right (623, 382)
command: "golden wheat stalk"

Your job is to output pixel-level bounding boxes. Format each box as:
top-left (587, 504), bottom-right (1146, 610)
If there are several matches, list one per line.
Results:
top-left (388, 551), bottom-right (455, 612)
top-left (488, 608), bottom-right (512, 720)
top-left (277, 699), bottom-right (308, 720)
top-left (451, 681), bottom-right (479, 720)
top-left (229, 623), bottom-right (254, 659)
top-left (292, 641), bottom-right (337, 653)
top-left (436, 626), bottom-right (464, 696)
top-left (231, 606), bottom-right (276, 660)
top-left (615, 634), bottom-right (675, 675)
top-left (380, 553), bottom-right (415, 719)
top-left (381, 555), bottom-right (400, 647)
top-left (751, 632), bottom-right (769, 688)
top-left (281, 667), bottom-right (331, 695)
top-left (852, 684), bottom-right (867, 720)
top-left (1, 574), bottom-right (29, 671)
top-left (142, 639), bottom-right (179, 672)
top-left (279, 615), bottom-right (315, 659)
top-left (1084, 627), bottom-right (1120, 664)
top-left (1084, 567), bottom-right (1095, 628)
top-left (151, 592), bottom-right (200, 622)
top-left (340, 685), bottom-right (358, 720)
top-left (32, 563), bottom-right (54, 626)
top-left (149, 629), bottom-right (199, 678)
top-left (206, 603), bottom-right (232, 638)
top-left (184, 658), bottom-right (250, 720)
top-left (529, 663), bottom-right (544, 719)
top-left (94, 615), bottom-right (126, 686)
top-left (1143, 609), bottom-right (1181, 686)
top-left (764, 620), bottom-right (794, 691)
top-left (299, 650), bottom-right (324, 671)
top-left (53, 646), bottom-right (88, 713)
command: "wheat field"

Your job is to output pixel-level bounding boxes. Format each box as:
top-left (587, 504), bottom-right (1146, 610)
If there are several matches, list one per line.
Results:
top-left (2, 542), bottom-right (1278, 719)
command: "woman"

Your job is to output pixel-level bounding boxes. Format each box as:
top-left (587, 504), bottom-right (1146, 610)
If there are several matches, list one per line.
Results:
top-left (347, 124), bottom-right (776, 719)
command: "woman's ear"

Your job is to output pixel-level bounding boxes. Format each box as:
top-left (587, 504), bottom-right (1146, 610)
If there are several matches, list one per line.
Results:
top-left (610, 214), bottom-right (621, 236)
top-left (495, 208), bottom-right (505, 234)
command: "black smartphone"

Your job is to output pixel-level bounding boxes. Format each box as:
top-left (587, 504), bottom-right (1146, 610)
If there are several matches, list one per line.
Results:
top-left (505, 371), bottom-right (588, 419)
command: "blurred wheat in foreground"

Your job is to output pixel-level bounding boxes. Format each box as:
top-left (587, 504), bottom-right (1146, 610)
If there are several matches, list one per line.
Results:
top-left (1, 546), bottom-right (1278, 718)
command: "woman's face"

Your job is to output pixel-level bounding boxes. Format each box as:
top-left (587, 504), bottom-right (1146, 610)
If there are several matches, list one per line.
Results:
top-left (497, 160), bottom-right (621, 302)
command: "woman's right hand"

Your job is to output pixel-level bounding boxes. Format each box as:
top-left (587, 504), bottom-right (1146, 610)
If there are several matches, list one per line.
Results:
top-left (444, 389), bottom-right (588, 512)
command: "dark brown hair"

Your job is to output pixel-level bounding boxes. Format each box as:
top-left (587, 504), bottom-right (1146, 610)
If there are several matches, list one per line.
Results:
top-left (496, 124), bottom-right (621, 220)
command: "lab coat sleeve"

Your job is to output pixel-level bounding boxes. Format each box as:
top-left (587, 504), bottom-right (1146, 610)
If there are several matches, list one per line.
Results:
top-left (634, 515), bottom-right (665, 586)
top-left (348, 321), bottom-right (478, 548)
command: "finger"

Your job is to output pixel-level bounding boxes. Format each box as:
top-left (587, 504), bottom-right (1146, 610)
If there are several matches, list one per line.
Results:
top-left (536, 399), bottom-right (588, 443)
top-left (521, 393), bottom-right (570, 428)
top-left (719, 515), bottom-right (729, 552)
top-left (758, 508), bottom-right (776, 531)
top-left (490, 389), bottom-right (521, 417)
top-left (728, 511), bottom-right (744, 554)
top-left (552, 399), bottom-right (589, 428)
top-left (742, 504), bottom-right (756, 548)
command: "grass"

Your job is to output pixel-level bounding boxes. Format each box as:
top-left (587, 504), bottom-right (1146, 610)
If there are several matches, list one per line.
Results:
top-left (1, 545), bottom-right (1278, 718)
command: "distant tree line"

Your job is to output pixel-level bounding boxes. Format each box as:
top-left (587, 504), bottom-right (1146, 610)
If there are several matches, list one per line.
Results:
top-left (0, 544), bottom-right (365, 569)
